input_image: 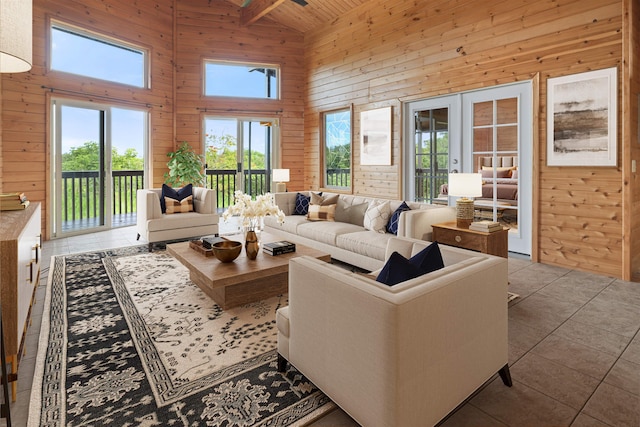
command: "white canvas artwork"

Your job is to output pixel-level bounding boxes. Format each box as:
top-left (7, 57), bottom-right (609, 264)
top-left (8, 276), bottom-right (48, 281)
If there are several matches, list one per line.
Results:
top-left (360, 106), bottom-right (392, 166)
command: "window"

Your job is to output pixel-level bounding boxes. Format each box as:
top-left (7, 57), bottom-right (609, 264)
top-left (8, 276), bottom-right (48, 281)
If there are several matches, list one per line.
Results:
top-left (204, 61), bottom-right (279, 99)
top-left (322, 108), bottom-right (352, 189)
top-left (50, 22), bottom-right (148, 88)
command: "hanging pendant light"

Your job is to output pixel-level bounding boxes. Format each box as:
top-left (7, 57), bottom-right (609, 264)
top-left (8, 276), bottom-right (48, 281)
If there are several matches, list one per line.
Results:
top-left (0, 0), bottom-right (33, 73)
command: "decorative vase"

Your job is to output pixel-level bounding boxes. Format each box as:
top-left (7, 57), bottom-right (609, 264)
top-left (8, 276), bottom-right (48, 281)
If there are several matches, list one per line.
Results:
top-left (245, 230), bottom-right (259, 260)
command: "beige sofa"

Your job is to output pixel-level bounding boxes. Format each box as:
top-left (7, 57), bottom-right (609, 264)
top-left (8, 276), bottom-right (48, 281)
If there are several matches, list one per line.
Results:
top-left (136, 187), bottom-right (219, 250)
top-left (263, 192), bottom-right (456, 271)
top-left (277, 236), bottom-right (511, 427)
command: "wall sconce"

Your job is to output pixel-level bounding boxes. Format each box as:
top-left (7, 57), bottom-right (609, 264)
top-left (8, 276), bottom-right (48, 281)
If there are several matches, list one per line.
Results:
top-left (0, 0), bottom-right (33, 73)
top-left (447, 173), bottom-right (482, 228)
top-left (272, 169), bottom-right (290, 193)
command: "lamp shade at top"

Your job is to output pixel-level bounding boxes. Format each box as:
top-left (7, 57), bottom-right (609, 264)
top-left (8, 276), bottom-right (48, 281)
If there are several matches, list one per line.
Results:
top-left (272, 169), bottom-right (290, 183)
top-left (447, 173), bottom-right (482, 198)
top-left (0, 0), bottom-right (33, 73)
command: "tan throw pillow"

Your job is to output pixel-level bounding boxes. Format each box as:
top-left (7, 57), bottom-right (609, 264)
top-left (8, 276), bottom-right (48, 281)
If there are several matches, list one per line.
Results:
top-left (310, 192), bottom-right (339, 206)
top-left (335, 199), bottom-right (369, 226)
top-left (165, 195), bottom-right (194, 214)
top-left (307, 204), bottom-right (336, 221)
top-left (363, 201), bottom-right (391, 233)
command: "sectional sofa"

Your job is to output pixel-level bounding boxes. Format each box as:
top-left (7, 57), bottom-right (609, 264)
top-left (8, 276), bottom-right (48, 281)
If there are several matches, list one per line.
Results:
top-left (263, 191), bottom-right (456, 271)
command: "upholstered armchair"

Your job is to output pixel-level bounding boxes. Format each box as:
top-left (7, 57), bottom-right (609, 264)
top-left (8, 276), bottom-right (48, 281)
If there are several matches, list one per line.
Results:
top-left (277, 236), bottom-right (511, 427)
top-left (135, 187), bottom-right (219, 250)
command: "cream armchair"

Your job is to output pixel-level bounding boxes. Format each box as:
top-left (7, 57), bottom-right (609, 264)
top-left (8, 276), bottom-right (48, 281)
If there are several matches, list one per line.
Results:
top-left (277, 236), bottom-right (511, 427)
top-left (136, 187), bottom-right (219, 250)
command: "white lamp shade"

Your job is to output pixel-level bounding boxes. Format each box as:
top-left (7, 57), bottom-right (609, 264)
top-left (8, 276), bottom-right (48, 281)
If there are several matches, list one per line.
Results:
top-left (448, 173), bottom-right (482, 198)
top-left (0, 0), bottom-right (33, 73)
top-left (272, 169), bottom-right (290, 183)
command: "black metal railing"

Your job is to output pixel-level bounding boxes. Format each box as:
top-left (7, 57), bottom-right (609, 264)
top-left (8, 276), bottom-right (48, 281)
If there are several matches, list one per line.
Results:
top-left (415, 168), bottom-right (448, 203)
top-left (61, 168), bottom-right (354, 226)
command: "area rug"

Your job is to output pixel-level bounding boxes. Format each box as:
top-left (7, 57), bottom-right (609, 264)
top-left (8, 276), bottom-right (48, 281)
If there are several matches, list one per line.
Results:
top-left (28, 246), bottom-right (333, 426)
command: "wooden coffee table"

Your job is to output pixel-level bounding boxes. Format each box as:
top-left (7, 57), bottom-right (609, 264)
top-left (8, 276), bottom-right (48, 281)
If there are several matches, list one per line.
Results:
top-left (167, 232), bottom-right (331, 309)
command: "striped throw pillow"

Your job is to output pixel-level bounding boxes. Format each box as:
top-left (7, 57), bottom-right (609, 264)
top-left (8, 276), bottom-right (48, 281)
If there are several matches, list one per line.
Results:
top-left (165, 195), bottom-right (194, 214)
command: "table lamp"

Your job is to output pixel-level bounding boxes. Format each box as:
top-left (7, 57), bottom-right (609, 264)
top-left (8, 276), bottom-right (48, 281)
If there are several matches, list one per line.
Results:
top-left (272, 169), bottom-right (290, 193)
top-left (447, 173), bottom-right (482, 228)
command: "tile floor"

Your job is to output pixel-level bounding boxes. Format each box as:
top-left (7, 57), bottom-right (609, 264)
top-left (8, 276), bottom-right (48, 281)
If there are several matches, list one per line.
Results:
top-left (7, 225), bottom-right (640, 426)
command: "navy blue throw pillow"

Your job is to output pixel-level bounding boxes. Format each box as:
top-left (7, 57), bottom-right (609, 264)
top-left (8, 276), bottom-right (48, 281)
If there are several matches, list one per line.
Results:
top-left (293, 192), bottom-right (311, 215)
top-left (386, 201), bottom-right (411, 234)
top-left (376, 242), bottom-right (444, 286)
top-left (161, 183), bottom-right (193, 214)
top-left (376, 252), bottom-right (422, 286)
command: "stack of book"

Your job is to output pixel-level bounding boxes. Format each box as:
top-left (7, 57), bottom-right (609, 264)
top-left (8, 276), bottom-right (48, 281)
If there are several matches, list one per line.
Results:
top-left (0, 192), bottom-right (29, 211)
top-left (469, 220), bottom-right (502, 233)
top-left (263, 241), bottom-right (296, 256)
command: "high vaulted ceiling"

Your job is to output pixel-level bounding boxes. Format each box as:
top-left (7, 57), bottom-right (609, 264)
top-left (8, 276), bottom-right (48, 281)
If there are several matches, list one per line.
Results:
top-left (224, 0), bottom-right (368, 33)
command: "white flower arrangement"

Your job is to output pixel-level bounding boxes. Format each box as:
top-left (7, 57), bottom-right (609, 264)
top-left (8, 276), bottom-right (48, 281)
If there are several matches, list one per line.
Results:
top-left (222, 191), bottom-right (285, 231)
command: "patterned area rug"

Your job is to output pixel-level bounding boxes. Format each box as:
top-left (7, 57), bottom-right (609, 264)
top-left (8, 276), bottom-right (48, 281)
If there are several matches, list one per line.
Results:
top-left (29, 246), bottom-right (333, 426)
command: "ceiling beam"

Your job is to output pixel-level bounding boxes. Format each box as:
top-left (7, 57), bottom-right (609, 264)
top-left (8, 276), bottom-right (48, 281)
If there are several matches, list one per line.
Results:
top-left (240, 0), bottom-right (286, 26)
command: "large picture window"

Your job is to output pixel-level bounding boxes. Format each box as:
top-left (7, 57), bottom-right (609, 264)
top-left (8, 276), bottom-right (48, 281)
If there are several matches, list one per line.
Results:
top-left (322, 108), bottom-right (352, 189)
top-left (204, 61), bottom-right (279, 99)
top-left (50, 21), bottom-right (148, 88)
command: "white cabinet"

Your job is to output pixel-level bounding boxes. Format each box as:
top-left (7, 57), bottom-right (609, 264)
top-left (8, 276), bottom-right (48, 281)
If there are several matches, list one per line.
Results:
top-left (0, 202), bottom-right (41, 399)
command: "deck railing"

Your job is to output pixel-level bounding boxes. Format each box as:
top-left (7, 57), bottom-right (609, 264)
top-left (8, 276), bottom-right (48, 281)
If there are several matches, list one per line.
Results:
top-left (61, 168), bottom-right (353, 227)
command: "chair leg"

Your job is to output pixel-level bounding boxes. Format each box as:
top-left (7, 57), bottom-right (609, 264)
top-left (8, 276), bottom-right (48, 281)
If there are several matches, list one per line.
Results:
top-left (148, 243), bottom-right (153, 252)
top-left (498, 364), bottom-right (512, 387)
top-left (277, 353), bottom-right (287, 372)
top-left (136, 233), bottom-right (140, 241)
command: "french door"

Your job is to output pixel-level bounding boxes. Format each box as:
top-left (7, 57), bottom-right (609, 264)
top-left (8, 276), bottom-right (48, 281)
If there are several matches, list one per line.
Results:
top-left (51, 99), bottom-right (148, 237)
top-left (204, 117), bottom-right (279, 208)
top-left (404, 82), bottom-right (532, 255)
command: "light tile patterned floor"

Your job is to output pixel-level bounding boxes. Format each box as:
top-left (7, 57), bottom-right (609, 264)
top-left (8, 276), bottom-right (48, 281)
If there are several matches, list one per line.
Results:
top-left (7, 225), bottom-right (640, 426)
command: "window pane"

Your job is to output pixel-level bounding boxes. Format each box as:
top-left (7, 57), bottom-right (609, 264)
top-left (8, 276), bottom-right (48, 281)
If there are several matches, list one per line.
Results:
top-left (324, 109), bottom-right (351, 188)
top-left (205, 62), bottom-right (279, 99)
top-left (51, 25), bottom-right (146, 88)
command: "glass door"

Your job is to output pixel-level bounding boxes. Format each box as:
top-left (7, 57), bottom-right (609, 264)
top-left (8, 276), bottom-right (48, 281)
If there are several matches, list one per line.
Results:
top-left (204, 117), bottom-right (278, 209)
top-left (51, 99), bottom-right (147, 237)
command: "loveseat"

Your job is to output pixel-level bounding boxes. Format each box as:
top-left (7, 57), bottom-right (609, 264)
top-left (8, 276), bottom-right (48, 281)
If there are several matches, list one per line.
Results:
top-left (277, 236), bottom-right (511, 427)
top-left (263, 191), bottom-right (456, 271)
top-left (136, 186), bottom-right (219, 250)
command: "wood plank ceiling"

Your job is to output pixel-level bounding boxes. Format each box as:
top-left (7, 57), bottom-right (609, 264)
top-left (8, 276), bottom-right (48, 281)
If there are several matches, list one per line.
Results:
top-left (224, 0), bottom-right (368, 33)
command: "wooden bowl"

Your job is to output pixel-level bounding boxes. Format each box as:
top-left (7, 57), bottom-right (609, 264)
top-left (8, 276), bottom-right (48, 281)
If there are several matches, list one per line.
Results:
top-left (212, 240), bottom-right (242, 263)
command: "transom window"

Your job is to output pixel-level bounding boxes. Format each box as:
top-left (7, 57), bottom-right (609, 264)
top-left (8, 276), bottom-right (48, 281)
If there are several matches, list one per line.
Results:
top-left (50, 22), bottom-right (148, 88)
top-left (204, 61), bottom-right (279, 99)
top-left (322, 108), bottom-right (352, 189)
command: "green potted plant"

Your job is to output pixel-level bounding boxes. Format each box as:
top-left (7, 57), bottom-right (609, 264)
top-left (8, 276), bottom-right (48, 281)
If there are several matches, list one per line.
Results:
top-left (164, 142), bottom-right (206, 187)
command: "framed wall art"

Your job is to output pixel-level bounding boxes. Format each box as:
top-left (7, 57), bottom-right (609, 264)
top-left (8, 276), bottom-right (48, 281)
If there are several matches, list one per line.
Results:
top-left (360, 106), bottom-right (392, 166)
top-left (546, 67), bottom-right (617, 166)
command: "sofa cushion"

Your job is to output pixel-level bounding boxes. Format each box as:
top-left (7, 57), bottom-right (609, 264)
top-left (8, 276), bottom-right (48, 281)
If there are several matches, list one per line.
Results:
top-left (335, 199), bottom-right (369, 226)
top-left (147, 211), bottom-right (217, 232)
top-left (336, 230), bottom-right (391, 261)
top-left (161, 183), bottom-right (193, 214)
top-left (297, 221), bottom-right (363, 246)
top-left (376, 242), bottom-right (445, 286)
top-left (293, 192), bottom-right (311, 215)
top-left (264, 215), bottom-right (308, 234)
top-left (364, 200), bottom-right (391, 233)
top-left (386, 201), bottom-right (410, 235)
top-left (307, 204), bottom-right (336, 221)
top-left (165, 195), bottom-right (194, 214)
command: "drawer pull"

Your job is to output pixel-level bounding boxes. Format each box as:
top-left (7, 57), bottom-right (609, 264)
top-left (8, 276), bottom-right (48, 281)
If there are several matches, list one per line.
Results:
top-left (455, 235), bottom-right (462, 243)
top-left (33, 243), bottom-right (40, 264)
top-left (26, 261), bottom-right (33, 283)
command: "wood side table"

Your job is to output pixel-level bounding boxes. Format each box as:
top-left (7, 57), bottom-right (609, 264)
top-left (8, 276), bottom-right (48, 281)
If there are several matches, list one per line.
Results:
top-left (431, 221), bottom-right (508, 258)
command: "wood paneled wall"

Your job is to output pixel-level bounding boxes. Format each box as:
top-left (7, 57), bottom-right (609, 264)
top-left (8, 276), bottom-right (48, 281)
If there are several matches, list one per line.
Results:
top-left (303, 0), bottom-right (628, 278)
top-left (0, 0), bottom-right (304, 239)
top-left (174, 1), bottom-right (305, 190)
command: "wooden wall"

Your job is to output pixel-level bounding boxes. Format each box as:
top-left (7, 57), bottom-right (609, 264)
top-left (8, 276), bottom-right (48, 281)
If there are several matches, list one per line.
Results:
top-left (174, 2), bottom-right (305, 190)
top-left (303, 0), bottom-right (628, 278)
top-left (626, 0), bottom-right (640, 281)
top-left (0, 0), bottom-right (304, 239)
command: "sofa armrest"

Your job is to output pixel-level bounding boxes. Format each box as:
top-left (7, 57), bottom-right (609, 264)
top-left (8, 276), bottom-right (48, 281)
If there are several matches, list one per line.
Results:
top-left (193, 187), bottom-right (217, 215)
top-left (286, 255), bottom-right (508, 427)
top-left (137, 189), bottom-right (162, 223)
top-left (397, 206), bottom-right (456, 240)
